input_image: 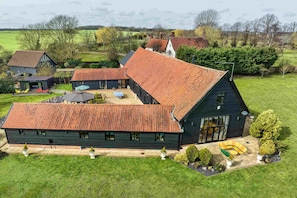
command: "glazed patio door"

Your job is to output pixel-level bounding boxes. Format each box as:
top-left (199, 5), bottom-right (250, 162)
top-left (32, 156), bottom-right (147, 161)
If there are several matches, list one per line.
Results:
top-left (198, 115), bottom-right (230, 144)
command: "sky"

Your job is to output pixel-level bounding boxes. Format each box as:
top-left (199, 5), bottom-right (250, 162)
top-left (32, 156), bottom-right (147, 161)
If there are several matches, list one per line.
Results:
top-left (0, 0), bottom-right (297, 29)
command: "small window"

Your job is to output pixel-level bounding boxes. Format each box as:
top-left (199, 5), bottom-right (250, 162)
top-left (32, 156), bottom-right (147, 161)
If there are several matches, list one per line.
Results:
top-left (130, 132), bottom-right (140, 141)
top-left (49, 139), bottom-right (53, 144)
top-left (36, 130), bottom-right (46, 136)
top-left (217, 93), bottom-right (225, 105)
top-left (155, 133), bottom-right (165, 142)
top-left (80, 81), bottom-right (84, 85)
top-left (19, 129), bottom-right (25, 135)
top-left (105, 132), bottom-right (115, 141)
top-left (79, 132), bottom-right (89, 139)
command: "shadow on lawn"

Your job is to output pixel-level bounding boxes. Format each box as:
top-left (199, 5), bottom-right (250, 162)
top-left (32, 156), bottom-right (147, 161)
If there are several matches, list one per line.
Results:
top-left (0, 151), bottom-right (9, 160)
top-left (279, 126), bottom-right (291, 140)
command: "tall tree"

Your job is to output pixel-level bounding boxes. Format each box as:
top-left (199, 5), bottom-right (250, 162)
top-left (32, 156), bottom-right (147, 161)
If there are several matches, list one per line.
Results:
top-left (46, 15), bottom-right (79, 61)
top-left (194, 9), bottom-right (220, 28)
top-left (230, 22), bottom-right (242, 47)
top-left (194, 26), bottom-right (221, 47)
top-left (16, 23), bottom-right (46, 50)
top-left (250, 19), bottom-right (261, 47)
top-left (81, 30), bottom-right (96, 50)
top-left (260, 14), bottom-right (280, 47)
top-left (46, 15), bottom-right (79, 44)
top-left (152, 24), bottom-right (165, 39)
top-left (241, 21), bottom-right (251, 46)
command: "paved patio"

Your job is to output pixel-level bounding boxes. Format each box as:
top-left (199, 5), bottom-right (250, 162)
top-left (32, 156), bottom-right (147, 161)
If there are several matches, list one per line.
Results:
top-left (85, 88), bottom-right (143, 105)
top-left (0, 128), bottom-right (262, 171)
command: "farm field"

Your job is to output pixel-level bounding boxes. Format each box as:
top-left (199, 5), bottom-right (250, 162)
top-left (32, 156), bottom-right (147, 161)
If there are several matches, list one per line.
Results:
top-left (0, 74), bottom-right (296, 197)
top-left (1, 30), bottom-right (297, 67)
top-left (0, 30), bottom-right (20, 51)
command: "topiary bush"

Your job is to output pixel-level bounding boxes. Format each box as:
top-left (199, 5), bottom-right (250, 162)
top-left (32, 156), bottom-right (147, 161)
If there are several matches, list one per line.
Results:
top-left (259, 140), bottom-right (276, 155)
top-left (199, 148), bottom-right (213, 166)
top-left (186, 145), bottom-right (199, 163)
top-left (249, 109), bottom-right (281, 140)
top-left (174, 153), bottom-right (189, 165)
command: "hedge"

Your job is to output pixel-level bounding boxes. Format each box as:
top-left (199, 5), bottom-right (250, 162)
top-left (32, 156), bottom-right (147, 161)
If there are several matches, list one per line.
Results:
top-left (176, 46), bottom-right (278, 75)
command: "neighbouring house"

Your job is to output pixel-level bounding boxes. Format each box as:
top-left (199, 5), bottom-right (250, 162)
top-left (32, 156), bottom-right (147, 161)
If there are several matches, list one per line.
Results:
top-left (19, 76), bottom-right (54, 92)
top-left (145, 38), bottom-right (168, 53)
top-left (71, 68), bottom-right (129, 90)
top-left (2, 48), bottom-right (249, 150)
top-left (165, 37), bottom-right (208, 58)
top-left (8, 50), bottom-right (56, 76)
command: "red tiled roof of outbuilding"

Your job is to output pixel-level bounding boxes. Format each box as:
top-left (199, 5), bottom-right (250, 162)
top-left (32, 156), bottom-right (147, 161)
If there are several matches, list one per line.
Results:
top-left (125, 48), bottom-right (227, 121)
top-left (145, 39), bottom-right (168, 52)
top-left (2, 103), bottom-right (181, 133)
top-left (71, 68), bottom-right (129, 81)
top-left (170, 37), bottom-right (208, 51)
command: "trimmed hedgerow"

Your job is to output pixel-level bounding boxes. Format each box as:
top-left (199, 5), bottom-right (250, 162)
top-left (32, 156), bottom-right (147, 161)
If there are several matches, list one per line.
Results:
top-left (176, 46), bottom-right (278, 75)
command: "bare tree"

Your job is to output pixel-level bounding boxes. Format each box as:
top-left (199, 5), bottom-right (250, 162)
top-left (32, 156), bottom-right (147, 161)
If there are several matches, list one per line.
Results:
top-left (16, 23), bottom-right (46, 50)
top-left (152, 24), bottom-right (165, 39)
top-left (220, 23), bottom-right (231, 47)
top-left (194, 9), bottom-right (220, 28)
top-left (241, 21), bottom-right (251, 46)
top-left (250, 19), bottom-right (261, 47)
top-left (289, 22), bottom-right (297, 32)
top-left (46, 15), bottom-right (79, 44)
top-left (260, 14), bottom-right (280, 47)
top-left (278, 23), bottom-right (292, 53)
top-left (230, 22), bottom-right (242, 47)
top-left (45, 15), bottom-right (79, 61)
top-left (81, 30), bottom-right (96, 50)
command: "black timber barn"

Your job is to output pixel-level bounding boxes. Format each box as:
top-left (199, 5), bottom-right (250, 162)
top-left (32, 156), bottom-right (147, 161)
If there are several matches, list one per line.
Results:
top-left (2, 48), bottom-right (249, 150)
top-left (8, 50), bottom-right (56, 76)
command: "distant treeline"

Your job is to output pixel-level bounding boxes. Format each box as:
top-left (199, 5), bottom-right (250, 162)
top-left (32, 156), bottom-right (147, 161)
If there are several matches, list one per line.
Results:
top-left (0, 25), bottom-right (173, 32)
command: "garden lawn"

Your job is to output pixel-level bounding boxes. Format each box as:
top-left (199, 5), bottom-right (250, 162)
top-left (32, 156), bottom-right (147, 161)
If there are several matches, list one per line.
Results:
top-left (0, 74), bottom-right (297, 197)
top-left (54, 83), bottom-right (72, 92)
top-left (0, 93), bottom-right (61, 118)
top-left (78, 52), bottom-right (108, 62)
top-left (274, 49), bottom-right (297, 66)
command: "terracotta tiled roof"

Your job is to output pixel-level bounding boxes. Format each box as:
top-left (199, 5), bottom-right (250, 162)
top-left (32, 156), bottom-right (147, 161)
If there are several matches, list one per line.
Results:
top-left (2, 103), bottom-right (181, 133)
top-left (8, 50), bottom-right (46, 68)
top-left (125, 48), bottom-right (227, 121)
top-left (71, 68), bottom-right (129, 81)
top-left (170, 37), bottom-right (208, 51)
top-left (145, 39), bottom-right (168, 52)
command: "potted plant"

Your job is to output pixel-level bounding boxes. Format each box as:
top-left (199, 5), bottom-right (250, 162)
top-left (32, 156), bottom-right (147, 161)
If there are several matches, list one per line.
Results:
top-left (89, 147), bottom-right (95, 159)
top-left (258, 140), bottom-right (276, 162)
top-left (257, 153), bottom-right (264, 162)
top-left (23, 143), bottom-right (29, 157)
top-left (226, 154), bottom-right (234, 169)
top-left (160, 146), bottom-right (166, 160)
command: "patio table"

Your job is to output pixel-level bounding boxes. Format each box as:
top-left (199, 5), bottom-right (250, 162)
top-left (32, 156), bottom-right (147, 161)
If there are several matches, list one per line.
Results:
top-left (113, 91), bottom-right (124, 98)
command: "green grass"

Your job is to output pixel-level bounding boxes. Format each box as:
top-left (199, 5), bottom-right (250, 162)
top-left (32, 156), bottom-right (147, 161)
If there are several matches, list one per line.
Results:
top-left (274, 49), bottom-right (297, 66)
top-left (0, 30), bottom-right (20, 52)
top-left (78, 52), bottom-right (108, 62)
top-left (0, 93), bottom-right (61, 118)
top-left (0, 74), bottom-right (297, 197)
top-left (54, 83), bottom-right (72, 92)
